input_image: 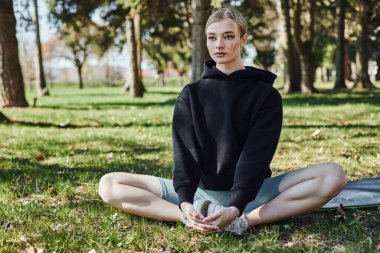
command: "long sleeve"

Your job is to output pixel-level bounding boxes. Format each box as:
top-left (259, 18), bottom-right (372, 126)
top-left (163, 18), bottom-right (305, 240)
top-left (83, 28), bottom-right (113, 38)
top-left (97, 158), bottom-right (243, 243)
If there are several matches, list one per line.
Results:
top-left (172, 93), bottom-right (201, 207)
top-left (229, 90), bottom-right (283, 214)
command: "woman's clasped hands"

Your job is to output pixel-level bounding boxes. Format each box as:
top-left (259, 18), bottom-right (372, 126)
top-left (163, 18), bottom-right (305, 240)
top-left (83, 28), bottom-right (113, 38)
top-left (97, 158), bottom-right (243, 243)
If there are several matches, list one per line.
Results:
top-left (180, 202), bottom-right (240, 234)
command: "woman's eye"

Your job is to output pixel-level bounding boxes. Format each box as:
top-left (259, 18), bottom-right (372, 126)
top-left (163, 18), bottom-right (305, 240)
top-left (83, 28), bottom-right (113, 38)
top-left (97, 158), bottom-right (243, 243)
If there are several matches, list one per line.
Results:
top-left (225, 35), bottom-right (234, 40)
top-left (208, 36), bottom-right (216, 40)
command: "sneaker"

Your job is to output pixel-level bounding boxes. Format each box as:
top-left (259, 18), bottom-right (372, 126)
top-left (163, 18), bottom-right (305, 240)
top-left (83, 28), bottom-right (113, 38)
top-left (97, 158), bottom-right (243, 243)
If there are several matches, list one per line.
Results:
top-left (223, 214), bottom-right (249, 236)
top-left (193, 199), bottom-right (211, 217)
top-left (193, 199), bottom-right (249, 235)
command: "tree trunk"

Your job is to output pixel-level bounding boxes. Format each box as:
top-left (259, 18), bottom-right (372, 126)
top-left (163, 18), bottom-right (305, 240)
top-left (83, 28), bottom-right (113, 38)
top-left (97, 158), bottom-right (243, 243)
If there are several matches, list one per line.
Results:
top-left (125, 15), bottom-right (143, 97)
top-left (376, 56), bottom-right (380, 81)
top-left (300, 52), bottom-right (316, 94)
top-left (344, 39), bottom-right (352, 81)
top-left (292, 0), bottom-right (317, 94)
top-left (334, 0), bottom-right (347, 89)
top-left (134, 13), bottom-right (145, 92)
top-left (281, 0), bottom-right (301, 93)
top-left (157, 70), bottom-right (165, 86)
top-left (353, 0), bottom-right (374, 89)
top-left (77, 64), bottom-right (83, 89)
top-left (191, 0), bottom-right (210, 82)
top-left (327, 68), bottom-right (332, 82)
top-left (0, 0), bottom-right (28, 107)
top-left (320, 67), bottom-right (325, 82)
top-left (0, 110), bottom-right (10, 122)
top-left (33, 0), bottom-right (49, 96)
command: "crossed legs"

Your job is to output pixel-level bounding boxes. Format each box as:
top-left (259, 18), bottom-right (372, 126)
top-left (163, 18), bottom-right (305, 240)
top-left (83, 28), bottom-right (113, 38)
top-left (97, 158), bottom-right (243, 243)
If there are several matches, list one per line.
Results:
top-left (98, 163), bottom-right (346, 227)
top-left (245, 163), bottom-right (346, 226)
top-left (98, 173), bottom-right (182, 222)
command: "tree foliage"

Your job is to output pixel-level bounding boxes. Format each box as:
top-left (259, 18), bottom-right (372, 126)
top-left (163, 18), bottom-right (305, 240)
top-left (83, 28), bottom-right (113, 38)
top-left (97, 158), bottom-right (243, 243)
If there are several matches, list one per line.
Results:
top-left (240, 0), bottom-right (278, 69)
top-left (49, 0), bottom-right (115, 88)
top-left (30, 0), bottom-right (380, 94)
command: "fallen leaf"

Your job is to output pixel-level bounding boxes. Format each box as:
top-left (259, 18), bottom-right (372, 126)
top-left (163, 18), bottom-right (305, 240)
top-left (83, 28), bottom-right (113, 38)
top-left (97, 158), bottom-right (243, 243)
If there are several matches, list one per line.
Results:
top-left (34, 152), bottom-right (45, 161)
top-left (311, 129), bottom-right (321, 137)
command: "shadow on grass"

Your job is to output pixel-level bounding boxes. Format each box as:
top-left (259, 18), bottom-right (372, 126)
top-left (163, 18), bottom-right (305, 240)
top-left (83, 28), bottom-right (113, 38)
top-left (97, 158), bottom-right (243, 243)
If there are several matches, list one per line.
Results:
top-left (1, 120), bottom-right (170, 129)
top-left (283, 90), bottom-right (380, 106)
top-left (147, 90), bottom-right (181, 96)
top-left (50, 93), bottom-right (127, 98)
top-left (283, 123), bottom-right (379, 129)
top-left (37, 99), bottom-right (177, 110)
top-left (0, 156), bottom-right (172, 198)
top-left (0, 135), bottom-right (173, 198)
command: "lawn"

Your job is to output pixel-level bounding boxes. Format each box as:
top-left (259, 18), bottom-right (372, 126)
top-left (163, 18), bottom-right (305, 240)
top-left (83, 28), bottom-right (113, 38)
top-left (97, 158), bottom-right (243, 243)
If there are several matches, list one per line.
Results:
top-left (0, 80), bottom-right (379, 252)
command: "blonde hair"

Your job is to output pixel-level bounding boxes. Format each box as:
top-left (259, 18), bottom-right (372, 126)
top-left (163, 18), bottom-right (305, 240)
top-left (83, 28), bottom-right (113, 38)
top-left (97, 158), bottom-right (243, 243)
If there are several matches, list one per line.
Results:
top-left (205, 7), bottom-right (248, 38)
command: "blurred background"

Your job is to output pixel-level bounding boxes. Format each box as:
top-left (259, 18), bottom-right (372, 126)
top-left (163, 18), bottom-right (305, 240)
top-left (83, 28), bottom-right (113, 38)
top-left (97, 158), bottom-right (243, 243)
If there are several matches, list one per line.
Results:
top-left (1, 0), bottom-right (379, 108)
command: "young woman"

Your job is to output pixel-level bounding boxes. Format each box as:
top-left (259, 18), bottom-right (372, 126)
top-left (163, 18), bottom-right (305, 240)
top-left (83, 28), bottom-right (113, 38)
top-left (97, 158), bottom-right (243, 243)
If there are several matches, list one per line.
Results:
top-left (98, 7), bottom-right (347, 235)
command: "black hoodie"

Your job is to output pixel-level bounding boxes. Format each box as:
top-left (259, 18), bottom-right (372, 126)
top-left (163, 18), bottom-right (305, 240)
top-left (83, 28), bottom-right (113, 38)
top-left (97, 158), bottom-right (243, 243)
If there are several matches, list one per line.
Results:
top-left (172, 60), bottom-right (282, 215)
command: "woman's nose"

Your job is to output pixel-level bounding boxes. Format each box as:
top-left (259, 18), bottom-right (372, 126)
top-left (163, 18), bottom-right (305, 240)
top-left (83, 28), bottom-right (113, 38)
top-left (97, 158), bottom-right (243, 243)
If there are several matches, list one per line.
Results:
top-left (216, 39), bottom-right (224, 48)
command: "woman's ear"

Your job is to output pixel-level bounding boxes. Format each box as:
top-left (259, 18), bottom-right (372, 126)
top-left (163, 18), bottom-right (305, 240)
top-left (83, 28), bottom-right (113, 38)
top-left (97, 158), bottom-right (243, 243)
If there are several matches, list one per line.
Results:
top-left (240, 34), bottom-right (248, 47)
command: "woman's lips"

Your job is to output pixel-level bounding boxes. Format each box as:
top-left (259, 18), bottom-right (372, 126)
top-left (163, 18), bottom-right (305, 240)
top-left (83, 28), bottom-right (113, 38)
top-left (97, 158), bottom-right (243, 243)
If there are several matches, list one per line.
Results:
top-left (214, 52), bottom-right (226, 57)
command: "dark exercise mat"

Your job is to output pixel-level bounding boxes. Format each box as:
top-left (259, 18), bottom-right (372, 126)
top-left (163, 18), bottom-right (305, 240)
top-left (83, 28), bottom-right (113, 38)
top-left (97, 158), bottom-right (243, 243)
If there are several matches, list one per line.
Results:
top-left (322, 178), bottom-right (380, 209)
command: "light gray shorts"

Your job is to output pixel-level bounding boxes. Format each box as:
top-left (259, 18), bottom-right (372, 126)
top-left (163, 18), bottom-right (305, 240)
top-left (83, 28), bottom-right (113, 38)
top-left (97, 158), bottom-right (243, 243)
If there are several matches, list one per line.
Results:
top-left (159, 172), bottom-right (289, 213)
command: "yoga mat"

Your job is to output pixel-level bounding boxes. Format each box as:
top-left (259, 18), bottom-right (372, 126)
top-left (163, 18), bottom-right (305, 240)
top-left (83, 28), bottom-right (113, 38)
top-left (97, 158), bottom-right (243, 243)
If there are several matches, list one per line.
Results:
top-left (322, 178), bottom-right (380, 209)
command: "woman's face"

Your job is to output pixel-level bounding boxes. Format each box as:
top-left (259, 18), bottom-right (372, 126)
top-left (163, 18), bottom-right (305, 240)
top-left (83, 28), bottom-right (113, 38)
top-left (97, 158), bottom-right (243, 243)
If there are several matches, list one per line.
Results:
top-left (206, 19), bottom-right (247, 66)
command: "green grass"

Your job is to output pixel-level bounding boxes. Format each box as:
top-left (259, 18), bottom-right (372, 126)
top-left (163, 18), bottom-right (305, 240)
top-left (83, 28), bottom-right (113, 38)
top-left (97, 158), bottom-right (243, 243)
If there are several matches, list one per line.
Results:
top-left (0, 80), bottom-right (379, 252)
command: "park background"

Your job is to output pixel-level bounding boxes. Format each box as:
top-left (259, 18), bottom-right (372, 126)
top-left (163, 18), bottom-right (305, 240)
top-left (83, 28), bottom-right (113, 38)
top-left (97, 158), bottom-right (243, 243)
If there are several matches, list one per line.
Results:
top-left (0, 0), bottom-right (379, 252)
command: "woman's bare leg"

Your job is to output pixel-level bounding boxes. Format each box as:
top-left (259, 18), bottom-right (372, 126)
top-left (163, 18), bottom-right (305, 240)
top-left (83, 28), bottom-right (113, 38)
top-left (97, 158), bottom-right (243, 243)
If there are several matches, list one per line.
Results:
top-left (245, 163), bottom-right (347, 227)
top-left (98, 172), bottom-right (182, 222)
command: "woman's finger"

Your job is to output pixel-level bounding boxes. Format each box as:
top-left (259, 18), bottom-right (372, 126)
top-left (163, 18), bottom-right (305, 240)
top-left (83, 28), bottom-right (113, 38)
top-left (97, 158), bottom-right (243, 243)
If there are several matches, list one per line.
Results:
top-left (189, 223), bottom-right (207, 233)
top-left (203, 209), bottom-right (223, 223)
top-left (188, 209), bottom-right (205, 221)
top-left (195, 221), bottom-right (220, 231)
top-left (191, 222), bottom-right (219, 234)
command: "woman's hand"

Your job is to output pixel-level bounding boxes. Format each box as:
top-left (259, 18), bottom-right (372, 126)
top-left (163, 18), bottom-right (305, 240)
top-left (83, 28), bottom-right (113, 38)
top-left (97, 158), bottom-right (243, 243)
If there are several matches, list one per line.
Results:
top-left (202, 206), bottom-right (240, 230)
top-left (180, 202), bottom-right (220, 234)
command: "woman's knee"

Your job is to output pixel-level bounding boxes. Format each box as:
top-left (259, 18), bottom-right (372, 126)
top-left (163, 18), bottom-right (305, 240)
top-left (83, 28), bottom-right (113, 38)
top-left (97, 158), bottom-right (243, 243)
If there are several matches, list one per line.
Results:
top-left (320, 163), bottom-right (347, 198)
top-left (98, 173), bottom-right (120, 204)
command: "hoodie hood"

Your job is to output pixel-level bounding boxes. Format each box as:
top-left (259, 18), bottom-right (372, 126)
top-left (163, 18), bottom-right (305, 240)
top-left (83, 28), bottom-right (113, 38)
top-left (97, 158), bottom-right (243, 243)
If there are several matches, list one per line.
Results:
top-left (201, 60), bottom-right (277, 85)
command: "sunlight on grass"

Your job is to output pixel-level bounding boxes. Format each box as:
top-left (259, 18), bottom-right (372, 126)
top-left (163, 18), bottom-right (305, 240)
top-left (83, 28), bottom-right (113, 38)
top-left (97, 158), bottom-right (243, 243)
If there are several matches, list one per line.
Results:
top-left (0, 82), bottom-right (379, 252)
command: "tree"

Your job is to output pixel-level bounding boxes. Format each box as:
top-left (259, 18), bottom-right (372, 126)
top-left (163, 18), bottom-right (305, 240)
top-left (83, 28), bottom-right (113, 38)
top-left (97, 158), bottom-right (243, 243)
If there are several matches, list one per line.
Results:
top-left (368, 1), bottom-right (380, 83)
top-left (333, 0), bottom-right (347, 89)
top-left (312, 1), bottom-right (342, 85)
top-left (280, 0), bottom-right (301, 93)
top-left (172, 45), bottom-right (192, 86)
top-left (353, 0), bottom-right (375, 89)
top-left (33, 0), bottom-right (49, 96)
top-left (191, 0), bottom-right (211, 82)
top-left (292, 0), bottom-right (317, 94)
top-left (143, 0), bottom-right (192, 86)
top-left (372, 31), bottom-right (380, 81)
top-left (13, 0), bottom-right (49, 95)
top-left (103, 0), bottom-right (192, 92)
top-left (58, 24), bottom-right (91, 89)
top-left (125, 12), bottom-right (143, 96)
top-left (99, 1), bottom-right (149, 96)
top-left (144, 36), bottom-right (171, 86)
top-left (49, 0), bottom-right (114, 89)
top-left (240, 0), bottom-right (278, 70)
top-left (0, 0), bottom-right (28, 107)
